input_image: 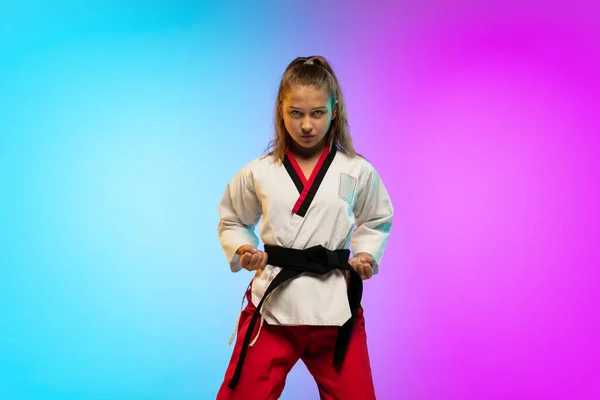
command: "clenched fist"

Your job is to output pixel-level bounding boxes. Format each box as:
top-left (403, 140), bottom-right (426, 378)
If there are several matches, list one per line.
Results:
top-left (348, 252), bottom-right (374, 280)
top-left (236, 245), bottom-right (268, 271)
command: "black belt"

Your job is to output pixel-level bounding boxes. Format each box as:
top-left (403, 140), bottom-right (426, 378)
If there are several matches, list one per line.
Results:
top-left (228, 244), bottom-right (363, 389)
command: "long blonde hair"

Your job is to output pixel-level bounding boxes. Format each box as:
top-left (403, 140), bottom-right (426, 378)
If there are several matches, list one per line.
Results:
top-left (265, 56), bottom-right (359, 162)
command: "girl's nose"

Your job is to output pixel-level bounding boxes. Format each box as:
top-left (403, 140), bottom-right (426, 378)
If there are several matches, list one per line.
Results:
top-left (302, 118), bottom-right (313, 132)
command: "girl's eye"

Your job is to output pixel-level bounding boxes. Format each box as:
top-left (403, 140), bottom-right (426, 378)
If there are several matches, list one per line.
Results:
top-left (313, 110), bottom-right (324, 116)
top-left (290, 110), bottom-right (301, 116)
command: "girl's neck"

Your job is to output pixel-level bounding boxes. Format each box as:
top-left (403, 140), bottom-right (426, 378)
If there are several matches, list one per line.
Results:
top-left (289, 138), bottom-right (329, 160)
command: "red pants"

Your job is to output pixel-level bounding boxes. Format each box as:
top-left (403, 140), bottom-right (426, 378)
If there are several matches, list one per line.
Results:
top-left (216, 288), bottom-right (376, 400)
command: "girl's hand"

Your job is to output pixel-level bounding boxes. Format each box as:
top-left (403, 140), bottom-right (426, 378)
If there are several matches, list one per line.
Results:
top-left (236, 245), bottom-right (268, 271)
top-left (348, 252), bottom-right (374, 280)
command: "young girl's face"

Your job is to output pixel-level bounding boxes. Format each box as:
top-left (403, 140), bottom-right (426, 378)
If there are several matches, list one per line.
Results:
top-left (282, 85), bottom-right (336, 152)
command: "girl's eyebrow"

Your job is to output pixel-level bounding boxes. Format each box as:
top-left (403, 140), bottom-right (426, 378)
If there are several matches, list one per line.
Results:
top-left (287, 106), bottom-right (327, 110)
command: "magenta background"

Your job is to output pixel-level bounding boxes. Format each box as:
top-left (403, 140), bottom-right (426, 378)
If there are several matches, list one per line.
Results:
top-left (338, 2), bottom-right (600, 399)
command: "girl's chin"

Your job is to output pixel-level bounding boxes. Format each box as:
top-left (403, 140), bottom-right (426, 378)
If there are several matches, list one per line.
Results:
top-left (294, 136), bottom-right (325, 148)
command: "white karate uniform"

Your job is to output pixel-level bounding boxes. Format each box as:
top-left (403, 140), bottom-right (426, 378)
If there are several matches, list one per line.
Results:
top-left (217, 146), bottom-right (393, 327)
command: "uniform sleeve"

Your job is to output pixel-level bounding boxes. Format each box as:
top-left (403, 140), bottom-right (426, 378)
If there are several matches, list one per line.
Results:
top-left (217, 163), bottom-right (262, 272)
top-left (351, 162), bottom-right (394, 275)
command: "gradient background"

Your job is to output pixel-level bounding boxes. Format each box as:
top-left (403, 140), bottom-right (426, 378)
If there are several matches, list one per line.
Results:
top-left (1, 1), bottom-right (599, 399)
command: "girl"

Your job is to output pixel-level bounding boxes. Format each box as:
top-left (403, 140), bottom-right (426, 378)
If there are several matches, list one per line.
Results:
top-left (216, 56), bottom-right (393, 400)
